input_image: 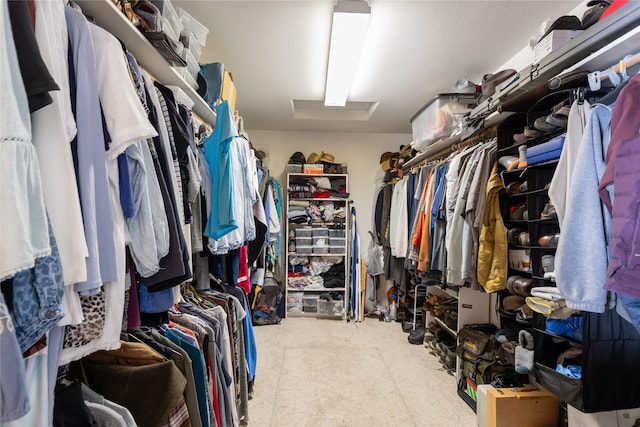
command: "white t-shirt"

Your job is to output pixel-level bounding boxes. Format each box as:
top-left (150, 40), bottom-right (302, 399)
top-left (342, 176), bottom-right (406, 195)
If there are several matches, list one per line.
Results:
top-left (89, 23), bottom-right (158, 159)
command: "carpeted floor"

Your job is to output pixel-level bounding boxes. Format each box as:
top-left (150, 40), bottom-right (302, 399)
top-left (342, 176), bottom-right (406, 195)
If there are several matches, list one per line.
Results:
top-left (247, 317), bottom-right (477, 427)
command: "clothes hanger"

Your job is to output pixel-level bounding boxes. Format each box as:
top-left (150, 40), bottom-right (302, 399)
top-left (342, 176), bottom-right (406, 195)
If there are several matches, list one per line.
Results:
top-left (587, 51), bottom-right (640, 91)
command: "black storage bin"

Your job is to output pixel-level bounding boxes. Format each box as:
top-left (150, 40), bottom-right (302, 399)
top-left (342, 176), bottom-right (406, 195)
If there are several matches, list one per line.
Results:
top-left (535, 362), bottom-right (584, 411)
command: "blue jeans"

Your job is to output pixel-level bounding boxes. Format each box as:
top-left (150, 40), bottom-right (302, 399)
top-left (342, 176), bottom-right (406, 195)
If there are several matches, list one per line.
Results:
top-left (11, 221), bottom-right (64, 352)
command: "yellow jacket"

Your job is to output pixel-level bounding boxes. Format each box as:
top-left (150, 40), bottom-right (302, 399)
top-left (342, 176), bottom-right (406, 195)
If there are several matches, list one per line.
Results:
top-left (477, 162), bottom-right (507, 292)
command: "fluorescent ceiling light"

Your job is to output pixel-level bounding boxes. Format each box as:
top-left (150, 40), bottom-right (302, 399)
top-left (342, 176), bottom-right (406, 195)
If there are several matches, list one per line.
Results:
top-left (324, 0), bottom-right (370, 107)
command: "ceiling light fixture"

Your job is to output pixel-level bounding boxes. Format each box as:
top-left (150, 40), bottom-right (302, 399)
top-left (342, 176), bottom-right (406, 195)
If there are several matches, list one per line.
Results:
top-left (324, 0), bottom-right (371, 107)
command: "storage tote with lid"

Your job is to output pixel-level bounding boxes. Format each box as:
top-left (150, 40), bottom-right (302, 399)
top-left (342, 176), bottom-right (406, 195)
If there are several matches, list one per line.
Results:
top-left (410, 93), bottom-right (477, 151)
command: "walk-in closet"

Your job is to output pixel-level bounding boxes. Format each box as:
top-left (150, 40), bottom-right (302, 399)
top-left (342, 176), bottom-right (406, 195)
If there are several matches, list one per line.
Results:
top-left (3, 0), bottom-right (640, 426)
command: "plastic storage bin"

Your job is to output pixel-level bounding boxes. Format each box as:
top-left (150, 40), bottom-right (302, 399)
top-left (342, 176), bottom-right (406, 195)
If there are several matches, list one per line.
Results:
top-left (329, 229), bottom-right (346, 238)
top-left (296, 245), bottom-right (313, 255)
top-left (177, 8), bottom-right (209, 47)
top-left (410, 93), bottom-right (477, 151)
top-left (295, 237), bottom-right (312, 246)
top-left (330, 237), bottom-right (346, 247)
top-left (287, 302), bottom-right (303, 314)
top-left (153, 0), bottom-right (183, 40)
top-left (317, 300), bottom-right (344, 316)
top-left (180, 30), bottom-right (203, 60)
top-left (312, 227), bottom-right (329, 237)
top-left (312, 237), bottom-right (328, 247)
top-left (295, 227), bottom-right (313, 238)
top-left (313, 246), bottom-right (329, 255)
top-left (287, 292), bottom-right (304, 304)
top-left (329, 246), bottom-right (345, 254)
top-left (303, 295), bottom-right (319, 313)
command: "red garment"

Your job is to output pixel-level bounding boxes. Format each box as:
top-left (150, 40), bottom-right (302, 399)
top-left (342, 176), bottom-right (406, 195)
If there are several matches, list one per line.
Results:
top-left (313, 190), bottom-right (331, 198)
top-left (237, 245), bottom-right (251, 294)
top-left (600, 0), bottom-right (629, 21)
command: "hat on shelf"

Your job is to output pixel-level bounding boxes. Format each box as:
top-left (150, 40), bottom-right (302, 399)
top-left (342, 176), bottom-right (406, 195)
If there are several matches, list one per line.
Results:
top-left (582, 1), bottom-right (611, 29)
top-left (318, 152), bottom-right (340, 164)
top-left (307, 152), bottom-right (321, 163)
top-left (288, 151), bottom-right (306, 165)
top-left (454, 78), bottom-right (478, 94)
top-left (539, 15), bottom-right (582, 41)
top-left (480, 69), bottom-right (517, 102)
top-left (255, 149), bottom-right (267, 160)
top-left (380, 151), bottom-right (399, 171)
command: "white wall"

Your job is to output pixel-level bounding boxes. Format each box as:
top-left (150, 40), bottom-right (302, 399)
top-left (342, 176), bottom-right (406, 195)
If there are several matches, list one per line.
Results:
top-left (249, 129), bottom-right (410, 236)
top-left (248, 129), bottom-right (409, 304)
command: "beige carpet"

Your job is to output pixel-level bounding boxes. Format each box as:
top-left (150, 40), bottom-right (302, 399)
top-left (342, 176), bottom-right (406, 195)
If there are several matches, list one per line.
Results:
top-left (247, 317), bottom-right (477, 427)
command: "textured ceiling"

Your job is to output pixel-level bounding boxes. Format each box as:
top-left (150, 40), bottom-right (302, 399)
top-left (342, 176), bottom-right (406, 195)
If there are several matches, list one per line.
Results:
top-left (174, 0), bottom-right (584, 134)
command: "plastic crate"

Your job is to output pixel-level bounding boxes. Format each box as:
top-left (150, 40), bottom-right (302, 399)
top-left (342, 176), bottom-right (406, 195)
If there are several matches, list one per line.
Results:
top-left (328, 246), bottom-right (345, 254)
top-left (312, 227), bottom-right (329, 237)
top-left (313, 246), bottom-right (329, 255)
top-left (296, 245), bottom-right (313, 255)
top-left (312, 237), bottom-right (328, 247)
top-left (329, 229), bottom-right (346, 238)
top-left (295, 237), bottom-right (312, 246)
top-left (287, 302), bottom-right (303, 314)
top-left (295, 228), bottom-right (313, 238)
top-left (317, 300), bottom-right (344, 316)
top-left (303, 295), bottom-right (319, 313)
top-left (330, 237), bottom-right (346, 247)
top-left (286, 292), bottom-right (304, 304)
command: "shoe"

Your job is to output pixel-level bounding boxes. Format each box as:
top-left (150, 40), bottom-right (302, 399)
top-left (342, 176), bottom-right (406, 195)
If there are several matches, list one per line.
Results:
top-left (519, 181), bottom-right (528, 193)
top-left (541, 255), bottom-right (555, 273)
top-left (538, 233), bottom-right (560, 248)
top-left (545, 105), bottom-right (570, 128)
top-left (540, 202), bottom-right (557, 220)
top-left (534, 115), bottom-right (559, 133)
top-left (524, 126), bottom-right (539, 138)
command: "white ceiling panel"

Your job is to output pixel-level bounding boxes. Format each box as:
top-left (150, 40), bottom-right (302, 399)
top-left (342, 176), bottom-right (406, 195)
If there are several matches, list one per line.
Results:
top-left (174, 0), bottom-right (585, 133)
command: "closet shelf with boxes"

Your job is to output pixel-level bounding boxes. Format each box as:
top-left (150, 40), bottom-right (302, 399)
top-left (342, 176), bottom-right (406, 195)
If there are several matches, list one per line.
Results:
top-left (390, 3), bottom-right (640, 420)
top-left (74, 0), bottom-right (216, 125)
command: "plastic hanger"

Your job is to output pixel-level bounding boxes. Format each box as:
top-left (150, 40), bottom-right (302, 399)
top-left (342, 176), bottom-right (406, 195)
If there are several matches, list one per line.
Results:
top-left (588, 69), bottom-right (620, 91)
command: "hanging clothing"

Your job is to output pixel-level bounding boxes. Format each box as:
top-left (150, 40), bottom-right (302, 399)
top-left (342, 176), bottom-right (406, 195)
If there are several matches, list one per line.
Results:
top-left (32, 0), bottom-right (88, 297)
top-left (477, 162), bottom-right (508, 292)
top-left (0, 0), bottom-right (50, 282)
top-left (602, 76), bottom-right (640, 300)
top-left (555, 104), bottom-right (612, 313)
top-left (548, 99), bottom-right (592, 227)
top-left (204, 101), bottom-right (239, 240)
top-left (66, 7), bottom-right (117, 294)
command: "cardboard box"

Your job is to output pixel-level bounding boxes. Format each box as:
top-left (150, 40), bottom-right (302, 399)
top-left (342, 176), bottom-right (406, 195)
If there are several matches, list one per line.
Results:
top-left (221, 70), bottom-right (237, 111)
top-left (487, 386), bottom-right (561, 427)
top-left (303, 164), bottom-right (323, 174)
top-left (533, 30), bottom-right (583, 63)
